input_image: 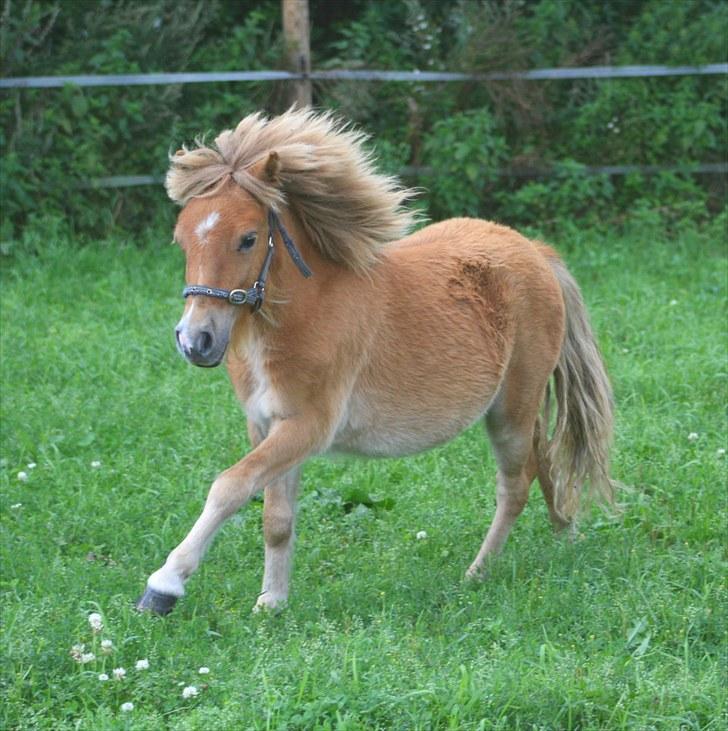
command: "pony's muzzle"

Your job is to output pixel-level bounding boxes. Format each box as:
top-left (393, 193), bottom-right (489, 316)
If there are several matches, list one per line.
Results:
top-left (175, 323), bottom-right (225, 368)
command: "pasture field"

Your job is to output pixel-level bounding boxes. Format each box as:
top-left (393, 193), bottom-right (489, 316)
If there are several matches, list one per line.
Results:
top-left (1, 221), bottom-right (726, 730)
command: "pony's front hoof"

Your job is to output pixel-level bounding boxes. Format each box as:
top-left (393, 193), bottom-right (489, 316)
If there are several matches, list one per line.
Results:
top-left (252, 592), bottom-right (287, 614)
top-left (136, 587), bottom-right (178, 615)
top-left (464, 564), bottom-right (488, 583)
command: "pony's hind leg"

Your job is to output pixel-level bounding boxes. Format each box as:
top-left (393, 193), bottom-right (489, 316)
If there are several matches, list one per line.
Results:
top-left (465, 409), bottom-right (534, 579)
top-left (465, 363), bottom-right (556, 579)
top-left (532, 416), bottom-right (571, 532)
top-left (254, 467), bottom-right (300, 612)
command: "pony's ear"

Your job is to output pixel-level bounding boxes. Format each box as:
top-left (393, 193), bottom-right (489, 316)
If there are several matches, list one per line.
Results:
top-left (249, 151), bottom-right (281, 185)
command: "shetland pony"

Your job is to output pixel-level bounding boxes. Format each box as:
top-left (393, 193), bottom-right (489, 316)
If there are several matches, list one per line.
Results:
top-left (136, 109), bottom-right (618, 615)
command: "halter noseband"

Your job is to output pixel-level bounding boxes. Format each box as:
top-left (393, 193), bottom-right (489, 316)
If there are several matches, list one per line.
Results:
top-left (182, 210), bottom-right (312, 312)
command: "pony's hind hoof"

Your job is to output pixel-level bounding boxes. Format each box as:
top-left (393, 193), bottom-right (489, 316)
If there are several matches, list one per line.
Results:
top-left (135, 587), bottom-right (178, 615)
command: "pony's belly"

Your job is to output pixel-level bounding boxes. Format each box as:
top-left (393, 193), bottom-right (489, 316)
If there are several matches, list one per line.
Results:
top-left (331, 390), bottom-right (494, 458)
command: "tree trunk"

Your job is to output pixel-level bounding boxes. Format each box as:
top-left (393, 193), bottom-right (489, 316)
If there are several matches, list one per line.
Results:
top-left (282, 0), bottom-right (311, 108)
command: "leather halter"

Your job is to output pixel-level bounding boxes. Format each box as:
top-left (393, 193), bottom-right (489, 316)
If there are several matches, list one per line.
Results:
top-left (182, 210), bottom-right (312, 312)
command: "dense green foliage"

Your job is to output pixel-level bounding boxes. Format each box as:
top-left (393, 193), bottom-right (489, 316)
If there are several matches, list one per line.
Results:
top-left (1, 223), bottom-right (726, 729)
top-left (1, 0), bottom-right (726, 240)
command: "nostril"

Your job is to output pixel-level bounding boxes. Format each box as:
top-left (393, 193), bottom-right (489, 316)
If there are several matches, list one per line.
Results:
top-left (198, 330), bottom-right (213, 355)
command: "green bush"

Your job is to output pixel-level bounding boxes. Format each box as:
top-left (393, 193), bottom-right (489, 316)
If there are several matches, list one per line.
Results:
top-left (495, 161), bottom-right (615, 228)
top-left (0, 0), bottom-right (280, 238)
top-left (0, 0), bottom-right (725, 241)
top-left (421, 109), bottom-right (508, 219)
top-left (316, 0), bottom-right (726, 229)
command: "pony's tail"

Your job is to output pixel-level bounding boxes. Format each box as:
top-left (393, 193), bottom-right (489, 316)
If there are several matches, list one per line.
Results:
top-left (543, 256), bottom-right (619, 520)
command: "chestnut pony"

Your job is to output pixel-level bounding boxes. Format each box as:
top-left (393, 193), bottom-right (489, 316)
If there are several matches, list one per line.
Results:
top-left (136, 109), bottom-right (618, 615)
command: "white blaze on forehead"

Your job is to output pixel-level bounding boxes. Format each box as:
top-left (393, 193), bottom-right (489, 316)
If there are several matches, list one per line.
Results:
top-left (195, 211), bottom-right (220, 242)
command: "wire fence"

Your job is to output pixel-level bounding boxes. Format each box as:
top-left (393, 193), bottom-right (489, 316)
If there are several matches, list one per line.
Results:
top-left (86, 163), bottom-right (728, 190)
top-left (2, 63), bottom-right (726, 88)
top-left (4, 63), bottom-right (726, 186)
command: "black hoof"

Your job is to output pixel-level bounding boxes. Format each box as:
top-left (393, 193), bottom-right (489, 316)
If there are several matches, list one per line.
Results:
top-left (135, 587), bottom-right (178, 615)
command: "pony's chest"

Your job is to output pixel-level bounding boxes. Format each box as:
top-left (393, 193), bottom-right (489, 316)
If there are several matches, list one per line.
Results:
top-left (241, 345), bottom-right (282, 432)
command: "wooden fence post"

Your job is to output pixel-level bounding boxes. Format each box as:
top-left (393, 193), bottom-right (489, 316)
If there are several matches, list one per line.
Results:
top-left (282, 0), bottom-right (311, 108)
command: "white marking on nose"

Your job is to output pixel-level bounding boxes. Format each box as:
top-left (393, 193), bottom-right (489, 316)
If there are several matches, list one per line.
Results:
top-left (195, 211), bottom-right (220, 243)
top-left (176, 303), bottom-right (196, 352)
top-left (177, 328), bottom-right (193, 352)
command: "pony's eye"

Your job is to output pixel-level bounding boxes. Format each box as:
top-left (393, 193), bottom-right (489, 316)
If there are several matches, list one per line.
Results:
top-left (238, 232), bottom-right (257, 251)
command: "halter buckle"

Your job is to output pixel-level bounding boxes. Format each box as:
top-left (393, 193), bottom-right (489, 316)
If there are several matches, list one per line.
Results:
top-left (228, 289), bottom-right (248, 305)
top-left (250, 282), bottom-right (265, 313)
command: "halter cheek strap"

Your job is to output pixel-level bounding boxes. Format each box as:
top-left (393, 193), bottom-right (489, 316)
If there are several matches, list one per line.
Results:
top-left (182, 210), bottom-right (312, 312)
top-left (271, 209), bottom-right (312, 278)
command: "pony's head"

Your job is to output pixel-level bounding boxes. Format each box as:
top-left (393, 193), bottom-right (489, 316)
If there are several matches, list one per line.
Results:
top-left (172, 154), bottom-right (280, 367)
top-left (167, 109), bottom-right (417, 367)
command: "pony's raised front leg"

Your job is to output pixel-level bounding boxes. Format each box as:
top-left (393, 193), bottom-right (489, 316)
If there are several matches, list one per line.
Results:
top-left (137, 417), bottom-right (321, 614)
top-left (254, 468), bottom-right (300, 613)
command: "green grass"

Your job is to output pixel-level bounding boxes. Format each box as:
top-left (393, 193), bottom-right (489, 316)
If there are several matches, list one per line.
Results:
top-left (1, 223), bottom-right (726, 730)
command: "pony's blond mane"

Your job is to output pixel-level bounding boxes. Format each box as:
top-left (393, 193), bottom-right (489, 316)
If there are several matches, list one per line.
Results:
top-left (166, 109), bottom-right (418, 272)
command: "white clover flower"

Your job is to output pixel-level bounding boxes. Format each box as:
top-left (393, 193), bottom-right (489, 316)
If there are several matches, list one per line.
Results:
top-left (98, 673), bottom-right (109, 681)
top-left (669, 299), bottom-right (678, 306)
top-left (88, 612), bottom-right (103, 632)
top-left (80, 652), bottom-right (96, 664)
top-left (182, 685), bottom-right (198, 699)
top-left (198, 666), bottom-right (210, 675)
top-left (687, 432), bottom-right (699, 442)
top-left (17, 471), bottom-right (28, 482)
top-left (70, 643), bottom-right (85, 661)
top-left (91, 460), bottom-right (101, 469)
top-left (717, 448), bottom-right (726, 457)
top-left (101, 639), bottom-right (113, 654)
top-left (120, 702), bottom-right (134, 713)
top-left (27, 462), bottom-right (37, 469)
top-left (113, 667), bottom-right (126, 680)
top-left (416, 530), bottom-right (428, 540)
top-left (135, 658), bottom-right (149, 670)
top-left (10, 503), bottom-right (22, 510)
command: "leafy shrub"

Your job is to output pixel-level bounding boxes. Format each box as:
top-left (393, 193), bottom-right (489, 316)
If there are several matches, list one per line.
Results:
top-left (1, 1), bottom-right (208, 235)
top-left (0, 0), bottom-right (280, 238)
top-left (421, 109), bottom-right (508, 219)
top-left (318, 0), bottom-right (725, 229)
top-left (496, 161), bottom-right (615, 228)
top-left (0, 0), bottom-right (725, 242)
